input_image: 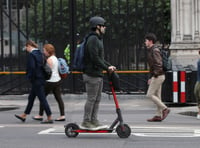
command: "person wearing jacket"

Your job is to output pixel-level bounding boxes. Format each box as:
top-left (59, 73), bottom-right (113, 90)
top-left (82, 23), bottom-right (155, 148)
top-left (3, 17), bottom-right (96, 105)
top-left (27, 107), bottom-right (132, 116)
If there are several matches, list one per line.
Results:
top-left (15, 40), bottom-right (53, 124)
top-left (81, 16), bottom-right (116, 128)
top-left (194, 50), bottom-right (200, 119)
top-left (145, 33), bottom-right (170, 122)
top-left (33, 44), bottom-right (65, 121)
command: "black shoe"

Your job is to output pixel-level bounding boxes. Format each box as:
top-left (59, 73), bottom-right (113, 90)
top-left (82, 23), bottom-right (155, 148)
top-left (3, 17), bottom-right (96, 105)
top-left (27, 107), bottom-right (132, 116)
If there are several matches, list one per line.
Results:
top-left (15, 114), bottom-right (26, 122)
top-left (32, 116), bottom-right (43, 121)
top-left (55, 118), bottom-right (65, 121)
top-left (41, 120), bottom-right (54, 124)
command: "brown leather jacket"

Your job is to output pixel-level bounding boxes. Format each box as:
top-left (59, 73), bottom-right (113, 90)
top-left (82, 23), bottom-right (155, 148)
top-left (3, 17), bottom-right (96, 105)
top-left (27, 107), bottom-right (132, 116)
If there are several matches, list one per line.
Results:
top-left (147, 45), bottom-right (164, 78)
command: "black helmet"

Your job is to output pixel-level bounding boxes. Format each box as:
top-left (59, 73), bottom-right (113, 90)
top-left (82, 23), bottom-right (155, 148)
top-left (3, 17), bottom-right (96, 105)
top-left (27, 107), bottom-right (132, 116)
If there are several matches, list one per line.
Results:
top-left (89, 16), bottom-right (106, 28)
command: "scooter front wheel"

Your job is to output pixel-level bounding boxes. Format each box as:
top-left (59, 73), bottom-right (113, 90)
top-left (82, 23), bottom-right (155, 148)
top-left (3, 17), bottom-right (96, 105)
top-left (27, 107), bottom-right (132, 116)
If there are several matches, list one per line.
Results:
top-left (116, 124), bottom-right (131, 138)
top-left (65, 123), bottom-right (79, 138)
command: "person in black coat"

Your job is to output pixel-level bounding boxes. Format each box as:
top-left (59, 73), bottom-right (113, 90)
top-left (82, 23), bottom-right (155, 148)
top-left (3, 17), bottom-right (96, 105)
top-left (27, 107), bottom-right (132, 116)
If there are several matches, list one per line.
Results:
top-left (81, 16), bottom-right (116, 128)
top-left (15, 40), bottom-right (53, 124)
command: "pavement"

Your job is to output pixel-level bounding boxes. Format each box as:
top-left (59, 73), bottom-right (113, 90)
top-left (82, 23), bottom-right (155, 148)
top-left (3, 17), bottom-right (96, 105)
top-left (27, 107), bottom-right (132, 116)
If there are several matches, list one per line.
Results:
top-left (0, 93), bottom-right (197, 116)
top-left (0, 93), bottom-right (199, 127)
top-left (1, 93), bottom-right (200, 139)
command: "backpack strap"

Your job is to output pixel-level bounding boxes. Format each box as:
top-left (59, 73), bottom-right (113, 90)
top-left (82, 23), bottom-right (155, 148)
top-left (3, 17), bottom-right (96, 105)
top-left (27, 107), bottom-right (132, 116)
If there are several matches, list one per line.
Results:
top-left (84, 32), bottom-right (98, 44)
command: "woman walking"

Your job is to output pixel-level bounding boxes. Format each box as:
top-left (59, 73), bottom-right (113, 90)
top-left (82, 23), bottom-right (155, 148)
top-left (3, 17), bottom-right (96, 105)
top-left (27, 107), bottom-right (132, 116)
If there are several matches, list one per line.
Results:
top-left (15, 40), bottom-right (53, 124)
top-left (33, 44), bottom-right (65, 121)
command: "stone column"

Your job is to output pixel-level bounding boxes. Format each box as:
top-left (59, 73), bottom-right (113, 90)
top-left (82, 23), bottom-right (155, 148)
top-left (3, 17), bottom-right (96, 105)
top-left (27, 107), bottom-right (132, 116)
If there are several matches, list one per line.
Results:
top-left (170, 0), bottom-right (200, 70)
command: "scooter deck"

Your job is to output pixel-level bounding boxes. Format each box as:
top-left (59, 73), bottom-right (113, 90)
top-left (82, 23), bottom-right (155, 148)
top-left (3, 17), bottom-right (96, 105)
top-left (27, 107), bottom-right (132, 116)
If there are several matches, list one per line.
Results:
top-left (76, 125), bottom-right (113, 133)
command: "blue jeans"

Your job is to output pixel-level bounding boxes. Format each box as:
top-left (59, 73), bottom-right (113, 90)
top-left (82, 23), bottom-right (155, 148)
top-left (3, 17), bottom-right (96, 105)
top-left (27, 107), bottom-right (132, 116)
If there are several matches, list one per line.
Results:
top-left (24, 80), bottom-right (52, 116)
top-left (83, 74), bottom-right (103, 122)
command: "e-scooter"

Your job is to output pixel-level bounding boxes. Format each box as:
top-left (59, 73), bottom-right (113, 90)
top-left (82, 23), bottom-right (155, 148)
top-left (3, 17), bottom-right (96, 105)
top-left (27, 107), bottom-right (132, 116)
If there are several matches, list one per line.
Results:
top-left (64, 72), bottom-right (131, 138)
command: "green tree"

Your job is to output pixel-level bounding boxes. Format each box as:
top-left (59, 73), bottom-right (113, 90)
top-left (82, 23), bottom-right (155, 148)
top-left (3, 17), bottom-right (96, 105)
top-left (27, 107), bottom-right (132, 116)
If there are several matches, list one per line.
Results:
top-left (26, 0), bottom-right (170, 43)
top-left (24, 0), bottom-right (171, 69)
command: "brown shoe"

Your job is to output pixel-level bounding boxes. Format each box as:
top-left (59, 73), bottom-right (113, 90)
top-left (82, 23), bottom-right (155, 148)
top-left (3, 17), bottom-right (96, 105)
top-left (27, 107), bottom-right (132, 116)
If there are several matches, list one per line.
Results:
top-left (162, 108), bottom-right (170, 120)
top-left (147, 116), bottom-right (162, 122)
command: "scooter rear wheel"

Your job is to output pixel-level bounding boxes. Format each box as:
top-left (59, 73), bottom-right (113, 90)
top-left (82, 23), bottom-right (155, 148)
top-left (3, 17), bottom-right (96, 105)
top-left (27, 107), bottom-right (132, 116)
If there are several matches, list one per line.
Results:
top-left (65, 123), bottom-right (79, 138)
top-left (116, 124), bottom-right (131, 138)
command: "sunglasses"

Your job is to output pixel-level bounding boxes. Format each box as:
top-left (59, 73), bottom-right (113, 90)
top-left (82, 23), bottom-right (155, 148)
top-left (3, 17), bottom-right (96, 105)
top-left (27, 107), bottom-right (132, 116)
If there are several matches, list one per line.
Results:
top-left (99, 24), bottom-right (106, 27)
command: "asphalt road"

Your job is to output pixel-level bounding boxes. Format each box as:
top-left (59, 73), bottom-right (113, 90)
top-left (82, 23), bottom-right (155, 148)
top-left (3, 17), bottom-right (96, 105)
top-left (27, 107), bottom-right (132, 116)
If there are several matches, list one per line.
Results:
top-left (0, 94), bottom-right (200, 148)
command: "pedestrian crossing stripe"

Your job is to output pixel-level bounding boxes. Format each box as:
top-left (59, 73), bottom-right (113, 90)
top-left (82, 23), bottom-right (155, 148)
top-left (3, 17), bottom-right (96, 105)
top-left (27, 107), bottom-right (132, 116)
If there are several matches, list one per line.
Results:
top-left (38, 128), bottom-right (56, 134)
top-left (38, 126), bottom-right (200, 137)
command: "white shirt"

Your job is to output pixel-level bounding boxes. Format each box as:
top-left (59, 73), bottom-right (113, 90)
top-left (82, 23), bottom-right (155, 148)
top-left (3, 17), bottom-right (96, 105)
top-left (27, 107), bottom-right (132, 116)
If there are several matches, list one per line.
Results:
top-left (47, 55), bottom-right (61, 82)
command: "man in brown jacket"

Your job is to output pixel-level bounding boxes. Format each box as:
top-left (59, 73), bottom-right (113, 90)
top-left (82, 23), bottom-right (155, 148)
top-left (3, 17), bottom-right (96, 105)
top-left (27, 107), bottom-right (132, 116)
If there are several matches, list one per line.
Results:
top-left (145, 33), bottom-right (170, 122)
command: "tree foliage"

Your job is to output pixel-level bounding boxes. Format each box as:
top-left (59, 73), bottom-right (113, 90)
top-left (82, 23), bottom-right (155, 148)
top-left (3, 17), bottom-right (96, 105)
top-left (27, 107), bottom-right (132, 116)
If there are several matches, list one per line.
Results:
top-left (25, 0), bottom-right (171, 69)
top-left (27, 0), bottom-right (170, 43)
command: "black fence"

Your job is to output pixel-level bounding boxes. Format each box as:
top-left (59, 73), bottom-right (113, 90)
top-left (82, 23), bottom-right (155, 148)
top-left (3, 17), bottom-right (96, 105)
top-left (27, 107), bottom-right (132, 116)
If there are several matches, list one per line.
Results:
top-left (0, 0), bottom-right (171, 95)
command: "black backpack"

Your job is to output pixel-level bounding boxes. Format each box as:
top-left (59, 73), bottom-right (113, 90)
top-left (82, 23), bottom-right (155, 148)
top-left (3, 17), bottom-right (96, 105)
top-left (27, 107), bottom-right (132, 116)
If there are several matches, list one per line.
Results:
top-left (153, 46), bottom-right (171, 72)
top-left (72, 33), bottom-right (95, 71)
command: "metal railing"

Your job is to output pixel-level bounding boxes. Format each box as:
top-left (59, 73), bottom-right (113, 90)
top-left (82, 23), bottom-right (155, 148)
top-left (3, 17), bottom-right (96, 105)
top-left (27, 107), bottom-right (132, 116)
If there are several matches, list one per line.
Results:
top-left (0, 0), bottom-right (171, 94)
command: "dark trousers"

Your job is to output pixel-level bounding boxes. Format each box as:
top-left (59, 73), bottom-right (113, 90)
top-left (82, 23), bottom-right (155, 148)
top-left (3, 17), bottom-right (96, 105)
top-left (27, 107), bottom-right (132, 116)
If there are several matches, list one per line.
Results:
top-left (24, 80), bottom-right (52, 116)
top-left (194, 82), bottom-right (200, 109)
top-left (39, 81), bottom-right (65, 116)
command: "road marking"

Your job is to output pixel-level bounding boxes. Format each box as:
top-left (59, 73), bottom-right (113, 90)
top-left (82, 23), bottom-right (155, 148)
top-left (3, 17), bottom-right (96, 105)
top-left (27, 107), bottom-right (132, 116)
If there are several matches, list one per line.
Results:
top-left (2, 124), bottom-right (200, 138)
top-left (132, 126), bottom-right (200, 137)
top-left (0, 124), bottom-right (60, 127)
top-left (38, 128), bottom-right (56, 135)
top-left (133, 133), bottom-right (200, 137)
top-left (38, 126), bottom-right (200, 138)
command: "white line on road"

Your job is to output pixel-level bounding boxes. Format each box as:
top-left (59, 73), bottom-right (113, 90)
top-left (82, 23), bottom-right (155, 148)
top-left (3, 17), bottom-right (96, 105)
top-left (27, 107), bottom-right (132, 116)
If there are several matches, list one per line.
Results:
top-left (133, 133), bottom-right (200, 137)
top-left (38, 126), bottom-right (200, 137)
top-left (38, 128), bottom-right (56, 135)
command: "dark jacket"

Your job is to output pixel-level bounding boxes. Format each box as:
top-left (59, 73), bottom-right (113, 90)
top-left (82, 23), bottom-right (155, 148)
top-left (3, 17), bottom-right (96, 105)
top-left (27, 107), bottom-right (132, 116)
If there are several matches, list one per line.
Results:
top-left (26, 49), bottom-right (45, 84)
top-left (147, 45), bottom-right (164, 78)
top-left (83, 32), bottom-right (111, 77)
top-left (197, 59), bottom-right (200, 82)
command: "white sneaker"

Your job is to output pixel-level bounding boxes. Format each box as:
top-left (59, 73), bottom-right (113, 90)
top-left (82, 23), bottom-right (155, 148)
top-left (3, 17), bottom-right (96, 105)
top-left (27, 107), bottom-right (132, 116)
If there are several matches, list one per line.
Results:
top-left (197, 114), bottom-right (200, 120)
